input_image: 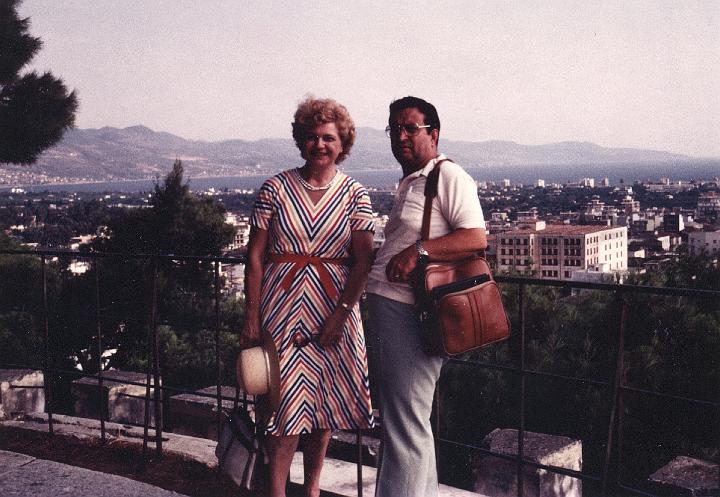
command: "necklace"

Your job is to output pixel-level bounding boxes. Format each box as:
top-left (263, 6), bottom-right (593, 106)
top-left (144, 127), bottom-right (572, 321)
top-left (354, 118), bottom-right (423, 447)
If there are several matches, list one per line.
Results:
top-left (296, 169), bottom-right (338, 191)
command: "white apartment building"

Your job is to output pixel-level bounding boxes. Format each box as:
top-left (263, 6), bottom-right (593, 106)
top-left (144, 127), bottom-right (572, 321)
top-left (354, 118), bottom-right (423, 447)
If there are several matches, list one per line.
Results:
top-left (224, 213), bottom-right (251, 251)
top-left (688, 229), bottom-right (720, 256)
top-left (496, 225), bottom-right (627, 281)
top-left (697, 192), bottom-right (720, 220)
top-left (371, 213), bottom-right (389, 248)
top-left (621, 196), bottom-right (640, 215)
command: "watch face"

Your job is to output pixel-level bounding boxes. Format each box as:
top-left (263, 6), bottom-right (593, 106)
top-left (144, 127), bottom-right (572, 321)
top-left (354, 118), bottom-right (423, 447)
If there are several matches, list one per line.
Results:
top-left (415, 240), bottom-right (429, 265)
top-left (415, 240), bottom-right (429, 255)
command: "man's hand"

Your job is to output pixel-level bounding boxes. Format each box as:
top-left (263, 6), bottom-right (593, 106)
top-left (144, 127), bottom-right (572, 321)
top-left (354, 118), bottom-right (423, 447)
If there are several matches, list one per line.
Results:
top-left (385, 243), bottom-right (418, 283)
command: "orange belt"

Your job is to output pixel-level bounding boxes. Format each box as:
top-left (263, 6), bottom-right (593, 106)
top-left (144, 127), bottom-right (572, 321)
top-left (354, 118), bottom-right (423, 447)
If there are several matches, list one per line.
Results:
top-left (267, 253), bottom-right (351, 300)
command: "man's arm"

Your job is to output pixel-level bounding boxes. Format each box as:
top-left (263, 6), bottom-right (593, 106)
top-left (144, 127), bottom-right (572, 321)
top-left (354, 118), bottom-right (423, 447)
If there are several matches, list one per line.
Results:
top-left (385, 227), bottom-right (487, 282)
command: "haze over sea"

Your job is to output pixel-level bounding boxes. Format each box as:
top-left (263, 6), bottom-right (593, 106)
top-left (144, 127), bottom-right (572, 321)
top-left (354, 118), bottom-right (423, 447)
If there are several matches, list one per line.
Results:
top-left (8, 161), bottom-right (719, 194)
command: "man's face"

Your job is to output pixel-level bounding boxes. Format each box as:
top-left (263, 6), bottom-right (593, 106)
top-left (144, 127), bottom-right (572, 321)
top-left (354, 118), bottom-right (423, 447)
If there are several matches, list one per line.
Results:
top-left (388, 107), bottom-right (438, 174)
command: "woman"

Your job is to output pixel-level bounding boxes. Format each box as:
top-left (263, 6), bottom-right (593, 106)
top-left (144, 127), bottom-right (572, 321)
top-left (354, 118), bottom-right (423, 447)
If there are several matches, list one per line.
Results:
top-left (241, 96), bottom-right (375, 497)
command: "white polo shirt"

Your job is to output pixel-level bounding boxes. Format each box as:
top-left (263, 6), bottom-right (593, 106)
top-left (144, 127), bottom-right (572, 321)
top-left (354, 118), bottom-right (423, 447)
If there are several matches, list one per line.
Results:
top-left (367, 154), bottom-right (485, 305)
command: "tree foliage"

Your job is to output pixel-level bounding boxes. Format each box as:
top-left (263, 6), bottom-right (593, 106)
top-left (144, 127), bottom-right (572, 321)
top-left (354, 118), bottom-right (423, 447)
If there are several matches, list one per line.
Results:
top-left (0, 0), bottom-right (78, 164)
top-left (88, 161), bottom-right (236, 377)
top-left (97, 160), bottom-right (234, 257)
top-left (437, 253), bottom-right (720, 487)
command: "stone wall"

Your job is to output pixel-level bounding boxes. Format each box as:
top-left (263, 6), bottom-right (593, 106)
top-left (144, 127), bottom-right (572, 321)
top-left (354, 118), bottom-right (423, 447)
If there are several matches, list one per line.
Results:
top-left (0, 369), bottom-right (45, 419)
top-left (472, 428), bottom-right (583, 497)
top-left (71, 370), bottom-right (158, 427)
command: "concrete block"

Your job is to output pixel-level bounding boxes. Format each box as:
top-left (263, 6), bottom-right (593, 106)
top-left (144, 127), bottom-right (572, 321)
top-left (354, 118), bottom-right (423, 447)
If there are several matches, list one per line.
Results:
top-left (169, 386), bottom-right (243, 440)
top-left (71, 370), bottom-right (159, 427)
top-left (472, 428), bottom-right (583, 497)
top-left (0, 369), bottom-right (45, 419)
top-left (649, 456), bottom-right (719, 497)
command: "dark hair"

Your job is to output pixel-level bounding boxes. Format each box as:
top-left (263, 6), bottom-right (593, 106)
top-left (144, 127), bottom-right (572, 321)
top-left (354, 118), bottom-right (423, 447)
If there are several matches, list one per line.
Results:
top-left (388, 96), bottom-right (441, 134)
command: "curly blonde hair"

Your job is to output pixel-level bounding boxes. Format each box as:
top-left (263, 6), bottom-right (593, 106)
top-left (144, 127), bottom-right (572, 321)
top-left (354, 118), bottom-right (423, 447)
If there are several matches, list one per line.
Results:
top-left (291, 96), bottom-right (355, 164)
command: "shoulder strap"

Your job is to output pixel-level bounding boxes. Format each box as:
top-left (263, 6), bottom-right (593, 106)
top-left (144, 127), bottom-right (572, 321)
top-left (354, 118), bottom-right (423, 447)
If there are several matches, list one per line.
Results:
top-left (420, 159), bottom-right (448, 241)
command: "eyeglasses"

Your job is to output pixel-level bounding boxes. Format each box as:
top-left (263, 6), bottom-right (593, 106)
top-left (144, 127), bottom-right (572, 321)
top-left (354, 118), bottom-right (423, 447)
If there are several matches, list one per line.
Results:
top-left (385, 123), bottom-right (432, 138)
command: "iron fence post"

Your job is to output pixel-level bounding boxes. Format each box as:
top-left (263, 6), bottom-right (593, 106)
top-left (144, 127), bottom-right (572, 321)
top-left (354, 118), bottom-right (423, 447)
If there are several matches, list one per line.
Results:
top-left (40, 254), bottom-right (53, 437)
top-left (95, 262), bottom-right (106, 443)
top-left (615, 296), bottom-right (629, 490)
top-left (142, 256), bottom-right (162, 468)
top-left (434, 372), bottom-right (441, 480)
top-left (152, 256), bottom-right (163, 457)
top-left (214, 260), bottom-right (223, 440)
top-left (516, 283), bottom-right (526, 497)
top-left (357, 429), bottom-right (363, 497)
top-left (602, 291), bottom-right (627, 495)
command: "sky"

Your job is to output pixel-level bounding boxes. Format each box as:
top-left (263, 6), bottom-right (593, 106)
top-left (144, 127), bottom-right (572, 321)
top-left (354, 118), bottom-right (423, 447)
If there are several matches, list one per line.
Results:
top-left (18, 0), bottom-right (720, 158)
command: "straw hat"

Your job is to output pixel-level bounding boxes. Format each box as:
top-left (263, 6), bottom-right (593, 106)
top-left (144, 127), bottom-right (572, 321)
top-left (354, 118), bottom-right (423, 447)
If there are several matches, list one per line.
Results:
top-left (236, 338), bottom-right (281, 412)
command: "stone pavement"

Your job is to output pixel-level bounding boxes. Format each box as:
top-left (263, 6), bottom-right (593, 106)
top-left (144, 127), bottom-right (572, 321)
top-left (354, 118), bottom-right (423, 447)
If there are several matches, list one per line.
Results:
top-left (0, 449), bottom-right (190, 497)
top-left (1, 413), bottom-right (483, 497)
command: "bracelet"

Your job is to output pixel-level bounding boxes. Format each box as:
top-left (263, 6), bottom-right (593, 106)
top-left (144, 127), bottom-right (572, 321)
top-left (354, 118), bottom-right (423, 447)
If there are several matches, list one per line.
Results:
top-left (339, 301), bottom-right (352, 312)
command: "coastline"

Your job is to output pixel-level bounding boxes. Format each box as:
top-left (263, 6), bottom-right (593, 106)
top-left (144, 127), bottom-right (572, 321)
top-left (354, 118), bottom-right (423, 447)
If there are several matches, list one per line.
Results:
top-left (1, 162), bottom-right (718, 193)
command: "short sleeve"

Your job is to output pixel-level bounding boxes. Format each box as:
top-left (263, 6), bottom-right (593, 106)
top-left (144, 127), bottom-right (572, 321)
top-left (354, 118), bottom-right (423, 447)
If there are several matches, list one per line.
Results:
top-left (349, 184), bottom-right (375, 232)
top-left (250, 178), bottom-right (277, 230)
top-left (437, 162), bottom-right (485, 230)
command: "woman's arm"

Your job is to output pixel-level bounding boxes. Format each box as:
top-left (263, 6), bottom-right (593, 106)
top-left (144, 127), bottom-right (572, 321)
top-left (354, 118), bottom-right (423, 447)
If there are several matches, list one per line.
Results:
top-left (384, 227), bottom-right (487, 283)
top-left (240, 225), bottom-right (268, 348)
top-left (318, 230), bottom-right (374, 347)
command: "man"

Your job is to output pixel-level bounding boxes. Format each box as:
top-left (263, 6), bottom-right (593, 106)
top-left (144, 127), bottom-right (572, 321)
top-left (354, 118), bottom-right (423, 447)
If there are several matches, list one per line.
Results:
top-left (366, 96), bottom-right (487, 497)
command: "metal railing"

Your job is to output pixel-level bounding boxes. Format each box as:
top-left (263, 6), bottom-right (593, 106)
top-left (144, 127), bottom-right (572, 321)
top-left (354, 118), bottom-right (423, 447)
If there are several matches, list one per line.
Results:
top-left (1, 248), bottom-right (718, 497)
top-left (436, 275), bottom-right (719, 497)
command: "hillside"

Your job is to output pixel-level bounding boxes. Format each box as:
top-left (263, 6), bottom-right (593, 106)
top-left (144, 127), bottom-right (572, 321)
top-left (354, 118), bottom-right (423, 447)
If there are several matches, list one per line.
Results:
top-left (0, 125), bottom-right (708, 183)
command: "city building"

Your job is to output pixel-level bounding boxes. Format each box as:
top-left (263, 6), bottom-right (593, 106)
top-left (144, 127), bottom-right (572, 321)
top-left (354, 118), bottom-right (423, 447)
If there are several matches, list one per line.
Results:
top-left (495, 225), bottom-right (627, 281)
top-left (372, 214), bottom-right (389, 248)
top-left (662, 213), bottom-right (685, 232)
top-left (621, 196), bottom-right (640, 215)
top-left (223, 213), bottom-right (251, 252)
top-left (688, 229), bottom-right (720, 256)
top-left (697, 192), bottom-right (720, 222)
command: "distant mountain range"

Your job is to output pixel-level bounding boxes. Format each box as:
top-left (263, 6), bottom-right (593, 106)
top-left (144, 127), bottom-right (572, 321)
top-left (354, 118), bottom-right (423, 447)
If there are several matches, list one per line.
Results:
top-left (1, 125), bottom-right (714, 183)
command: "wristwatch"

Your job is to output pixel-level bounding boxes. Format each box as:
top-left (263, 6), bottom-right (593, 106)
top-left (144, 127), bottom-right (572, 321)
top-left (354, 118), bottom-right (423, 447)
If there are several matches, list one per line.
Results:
top-left (415, 240), bottom-right (429, 266)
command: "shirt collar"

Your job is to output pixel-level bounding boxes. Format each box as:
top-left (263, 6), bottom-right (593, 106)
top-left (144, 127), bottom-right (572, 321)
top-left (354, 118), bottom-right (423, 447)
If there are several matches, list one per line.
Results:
top-left (403, 154), bottom-right (447, 181)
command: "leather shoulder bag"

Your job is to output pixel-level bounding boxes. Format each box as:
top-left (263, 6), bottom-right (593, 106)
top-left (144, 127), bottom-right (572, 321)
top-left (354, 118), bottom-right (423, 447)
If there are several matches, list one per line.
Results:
top-left (412, 159), bottom-right (510, 357)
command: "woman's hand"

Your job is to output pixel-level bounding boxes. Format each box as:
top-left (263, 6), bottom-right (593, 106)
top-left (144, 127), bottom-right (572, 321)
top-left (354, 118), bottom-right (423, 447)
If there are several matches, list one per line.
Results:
top-left (318, 308), bottom-right (348, 347)
top-left (241, 225), bottom-right (268, 350)
top-left (239, 318), bottom-right (262, 349)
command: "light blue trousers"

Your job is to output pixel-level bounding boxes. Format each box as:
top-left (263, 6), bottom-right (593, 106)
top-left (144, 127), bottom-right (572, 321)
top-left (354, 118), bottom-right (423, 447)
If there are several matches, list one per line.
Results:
top-left (366, 293), bottom-right (444, 497)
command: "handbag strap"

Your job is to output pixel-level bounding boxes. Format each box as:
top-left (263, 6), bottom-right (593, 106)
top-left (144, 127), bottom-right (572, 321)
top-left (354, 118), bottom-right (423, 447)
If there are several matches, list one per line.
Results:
top-left (420, 158), bottom-right (448, 241)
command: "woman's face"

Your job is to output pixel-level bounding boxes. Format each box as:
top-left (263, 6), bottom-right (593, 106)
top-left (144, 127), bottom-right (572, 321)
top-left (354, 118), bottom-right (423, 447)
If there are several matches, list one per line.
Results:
top-left (302, 122), bottom-right (343, 168)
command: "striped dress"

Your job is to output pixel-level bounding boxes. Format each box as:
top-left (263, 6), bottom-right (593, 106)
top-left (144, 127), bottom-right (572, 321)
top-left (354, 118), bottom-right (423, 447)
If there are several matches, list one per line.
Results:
top-left (250, 168), bottom-right (375, 436)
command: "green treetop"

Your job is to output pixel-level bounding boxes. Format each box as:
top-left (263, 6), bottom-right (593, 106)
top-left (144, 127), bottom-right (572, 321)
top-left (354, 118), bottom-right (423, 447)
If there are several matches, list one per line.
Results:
top-left (0, 0), bottom-right (78, 164)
